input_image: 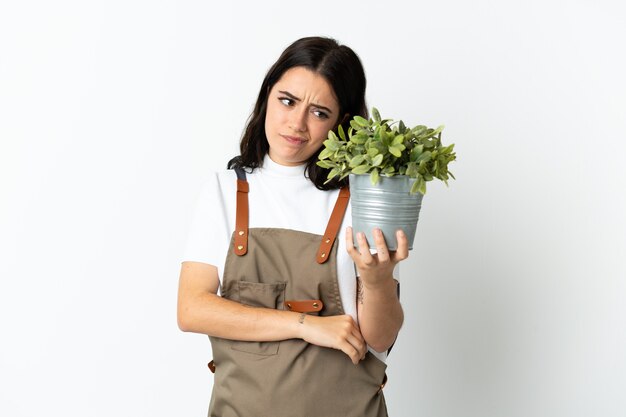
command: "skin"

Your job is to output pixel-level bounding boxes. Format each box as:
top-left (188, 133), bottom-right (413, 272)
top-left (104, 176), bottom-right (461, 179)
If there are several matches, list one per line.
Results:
top-left (264, 66), bottom-right (340, 166)
top-left (177, 66), bottom-right (406, 364)
top-left (348, 227), bottom-right (406, 353)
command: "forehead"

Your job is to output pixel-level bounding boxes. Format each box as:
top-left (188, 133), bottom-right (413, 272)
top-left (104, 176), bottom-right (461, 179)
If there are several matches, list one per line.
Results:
top-left (272, 67), bottom-right (338, 106)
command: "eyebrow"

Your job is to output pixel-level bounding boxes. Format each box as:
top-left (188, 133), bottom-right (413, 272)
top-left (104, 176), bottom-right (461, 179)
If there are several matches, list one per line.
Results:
top-left (278, 90), bottom-right (334, 114)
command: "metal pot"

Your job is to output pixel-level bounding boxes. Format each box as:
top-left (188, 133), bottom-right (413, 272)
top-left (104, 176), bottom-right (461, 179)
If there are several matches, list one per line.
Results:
top-left (349, 174), bottom-right (423, 251)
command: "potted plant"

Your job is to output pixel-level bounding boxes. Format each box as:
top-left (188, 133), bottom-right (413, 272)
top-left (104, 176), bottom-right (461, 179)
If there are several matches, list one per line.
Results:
top-left (317, 108), bottom-right (456, 250)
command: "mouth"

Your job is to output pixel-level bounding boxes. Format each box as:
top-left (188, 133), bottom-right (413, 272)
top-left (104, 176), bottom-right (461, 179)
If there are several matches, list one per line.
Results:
top-left (280, 134), bottom-right (308, 145)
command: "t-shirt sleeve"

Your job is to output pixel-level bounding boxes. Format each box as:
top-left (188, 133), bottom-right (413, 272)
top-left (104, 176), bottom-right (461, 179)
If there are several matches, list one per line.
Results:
top-left (181, 172), bottom-right (233, 280)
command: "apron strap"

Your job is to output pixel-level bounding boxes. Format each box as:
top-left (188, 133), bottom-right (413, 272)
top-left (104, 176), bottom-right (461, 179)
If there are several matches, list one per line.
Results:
top-left (316, 187), bottom-right (350, 264)
top-left (233, 167), bottom-right (249, 256)
top-left (233, 167), bottom-right (349, 262)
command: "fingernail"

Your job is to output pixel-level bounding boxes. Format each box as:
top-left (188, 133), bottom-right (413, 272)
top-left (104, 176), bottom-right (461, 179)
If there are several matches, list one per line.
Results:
top-left (358, 232), bottom-right (365, 240)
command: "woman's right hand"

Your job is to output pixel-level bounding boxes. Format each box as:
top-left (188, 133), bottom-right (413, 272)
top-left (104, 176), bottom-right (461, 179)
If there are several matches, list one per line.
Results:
top-left (298, 314), bottom-right (367, 365)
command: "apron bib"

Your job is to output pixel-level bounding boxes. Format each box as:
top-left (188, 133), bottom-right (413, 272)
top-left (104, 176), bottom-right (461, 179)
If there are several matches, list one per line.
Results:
top-left (208, 169), bottom-right (388, 417)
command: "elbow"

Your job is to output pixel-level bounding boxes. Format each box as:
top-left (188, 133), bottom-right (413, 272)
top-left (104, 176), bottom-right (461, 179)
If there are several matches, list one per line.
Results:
top-left (369, 339), bottom-right (395, 354)
top-left (367, 316), bottom-right (404, 353)
top-left (177, 313), bottom-right (190, 333)
top-left (369, 344), bottom-right (387, 354)
top-left (369, 330), bottom-right (401, 353)
top-left (177, 303), bottom-right (193, 332)
top-left (177, 317), bottom-right (189, 333)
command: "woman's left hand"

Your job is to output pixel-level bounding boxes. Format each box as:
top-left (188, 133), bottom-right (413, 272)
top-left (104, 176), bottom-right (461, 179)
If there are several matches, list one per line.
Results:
top-left (346, 226), bottom-right (409, 289)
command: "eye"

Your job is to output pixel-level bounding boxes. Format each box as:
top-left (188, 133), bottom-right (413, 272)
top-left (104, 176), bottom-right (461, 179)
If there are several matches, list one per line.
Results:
top-left (313, 109), bottom-right (329, 119)
top-left (279, 97), bottom-right (295, 106)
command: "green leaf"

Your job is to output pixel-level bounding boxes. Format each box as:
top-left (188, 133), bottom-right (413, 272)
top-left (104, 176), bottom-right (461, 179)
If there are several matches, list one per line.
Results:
top-left (371, 154), bottom-right (384, 166)
top-left (392, 134), bottom-right (405, 146)
top-left (416, 151), bottom-right (431, 163)
top-left (350, 133), bottom-right (367, 144)
top-left (410, 145), bottom-right (423, 162)
top-left (389, 145), bottom-right (403, 157)
top-left (337, 124), bottom-right (346, 141)
top-left (406, 161), bottom-right (418, 177)
top-left (370, 167), bottom-right (380, 184)
top-left (372, 108), bottom-right (381, 123)
top-left (354, 115), bottom-right (369, 127)
top-left (327, 167), bottom-right (340, 180)
top-left (417, 137), bottom-right (428, 148)
top-left (413, 176), bottom-right (427, 195)
top-left (351, 164), bottom-right (371, 174)
top-left (349, 155), bottom-right (366, 168)
top-left (412, 125), bottom-right (427, 136)
top-left (350, 120), bottom-right (361, 130)
top-left (318, 148), bottom-right (333, 160)
top-left (316, 160), bottom-right (334, 169)
top-left (373, 126), bottom-right (382, 141)
top-left (323, 139), bottom-right (340, 151)
top-left (441, 143), bottom-right (455, 154)
top-left (382, 166), bottom-right (395, 175)
top-left (367, 147), bottom-right (379, 157)
top-left (373, 142), bottom-right (387, 154)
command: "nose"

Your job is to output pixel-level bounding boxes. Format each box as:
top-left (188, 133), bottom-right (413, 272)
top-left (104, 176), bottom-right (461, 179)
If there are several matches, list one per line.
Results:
top-left (289, 108), bottom-right (307, 133)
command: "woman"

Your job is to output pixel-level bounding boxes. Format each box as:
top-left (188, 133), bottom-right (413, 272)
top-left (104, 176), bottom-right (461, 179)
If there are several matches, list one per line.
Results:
top-left (178, 36), bottom-right (409, 417)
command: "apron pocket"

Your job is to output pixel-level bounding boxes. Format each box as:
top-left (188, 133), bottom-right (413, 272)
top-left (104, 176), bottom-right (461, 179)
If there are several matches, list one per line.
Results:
top-left (231, 281), bottom-right (286, 356)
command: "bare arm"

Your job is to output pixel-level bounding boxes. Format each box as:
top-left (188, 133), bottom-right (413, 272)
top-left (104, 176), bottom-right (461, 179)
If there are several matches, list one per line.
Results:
top-left (177, 261), bottom-right (368, 364)
top-left (347, 227), bottom-right (406, 353)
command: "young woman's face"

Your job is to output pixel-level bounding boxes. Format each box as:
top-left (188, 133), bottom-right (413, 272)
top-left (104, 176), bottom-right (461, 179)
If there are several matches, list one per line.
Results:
top-left (265, 66), bottom-right (340, 166)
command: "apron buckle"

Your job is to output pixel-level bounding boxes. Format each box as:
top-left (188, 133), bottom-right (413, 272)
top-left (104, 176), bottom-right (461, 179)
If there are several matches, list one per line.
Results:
top-left (378, 373), bottom-right (388, 394)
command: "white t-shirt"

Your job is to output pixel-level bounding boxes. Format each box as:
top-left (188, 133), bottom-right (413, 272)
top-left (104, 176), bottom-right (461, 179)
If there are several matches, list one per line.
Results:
top-left (182, 155), bottom-right (397, 360)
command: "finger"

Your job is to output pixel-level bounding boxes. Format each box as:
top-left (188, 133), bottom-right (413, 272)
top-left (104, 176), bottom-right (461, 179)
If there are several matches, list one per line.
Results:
top-left (349, 327), bottom-right (366, 348)
top-left (356, 231), bottom-right (375, 264)
top-left (391, 229), bottom-right (409, 261)
top-left (345, 226), bottom-right (358, 257)
top-left (351, 326), bottom-right (365, 343)
top-left (340, 341), bottom-right (361, 365)
top-left (372, 228), bottom-right (391, 263)
top-left (351, 334), bottom-right (367, 360)
top-left (349, 323), bottom-right (367, 360)
top-left (350, 322), bottom-right (365, 344)
top-left (346, 332), bottom-right (366, 357)
top-left (358, 343), bottom-right (367, 361)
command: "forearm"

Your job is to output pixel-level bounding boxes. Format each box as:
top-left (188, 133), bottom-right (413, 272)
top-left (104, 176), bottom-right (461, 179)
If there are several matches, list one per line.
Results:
top-left (357, 276), bottom-right (403, 353)
top-left (178, 291), bottom-right (303, 342)
top-left (178, 290), bottom-right (368, 363)
top-left (178, 262), bottom-right (368, 364)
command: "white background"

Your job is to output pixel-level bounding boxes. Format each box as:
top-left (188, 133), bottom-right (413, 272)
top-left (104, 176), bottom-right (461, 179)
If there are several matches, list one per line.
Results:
top-left (1, 1), bottom-right (625, 416)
